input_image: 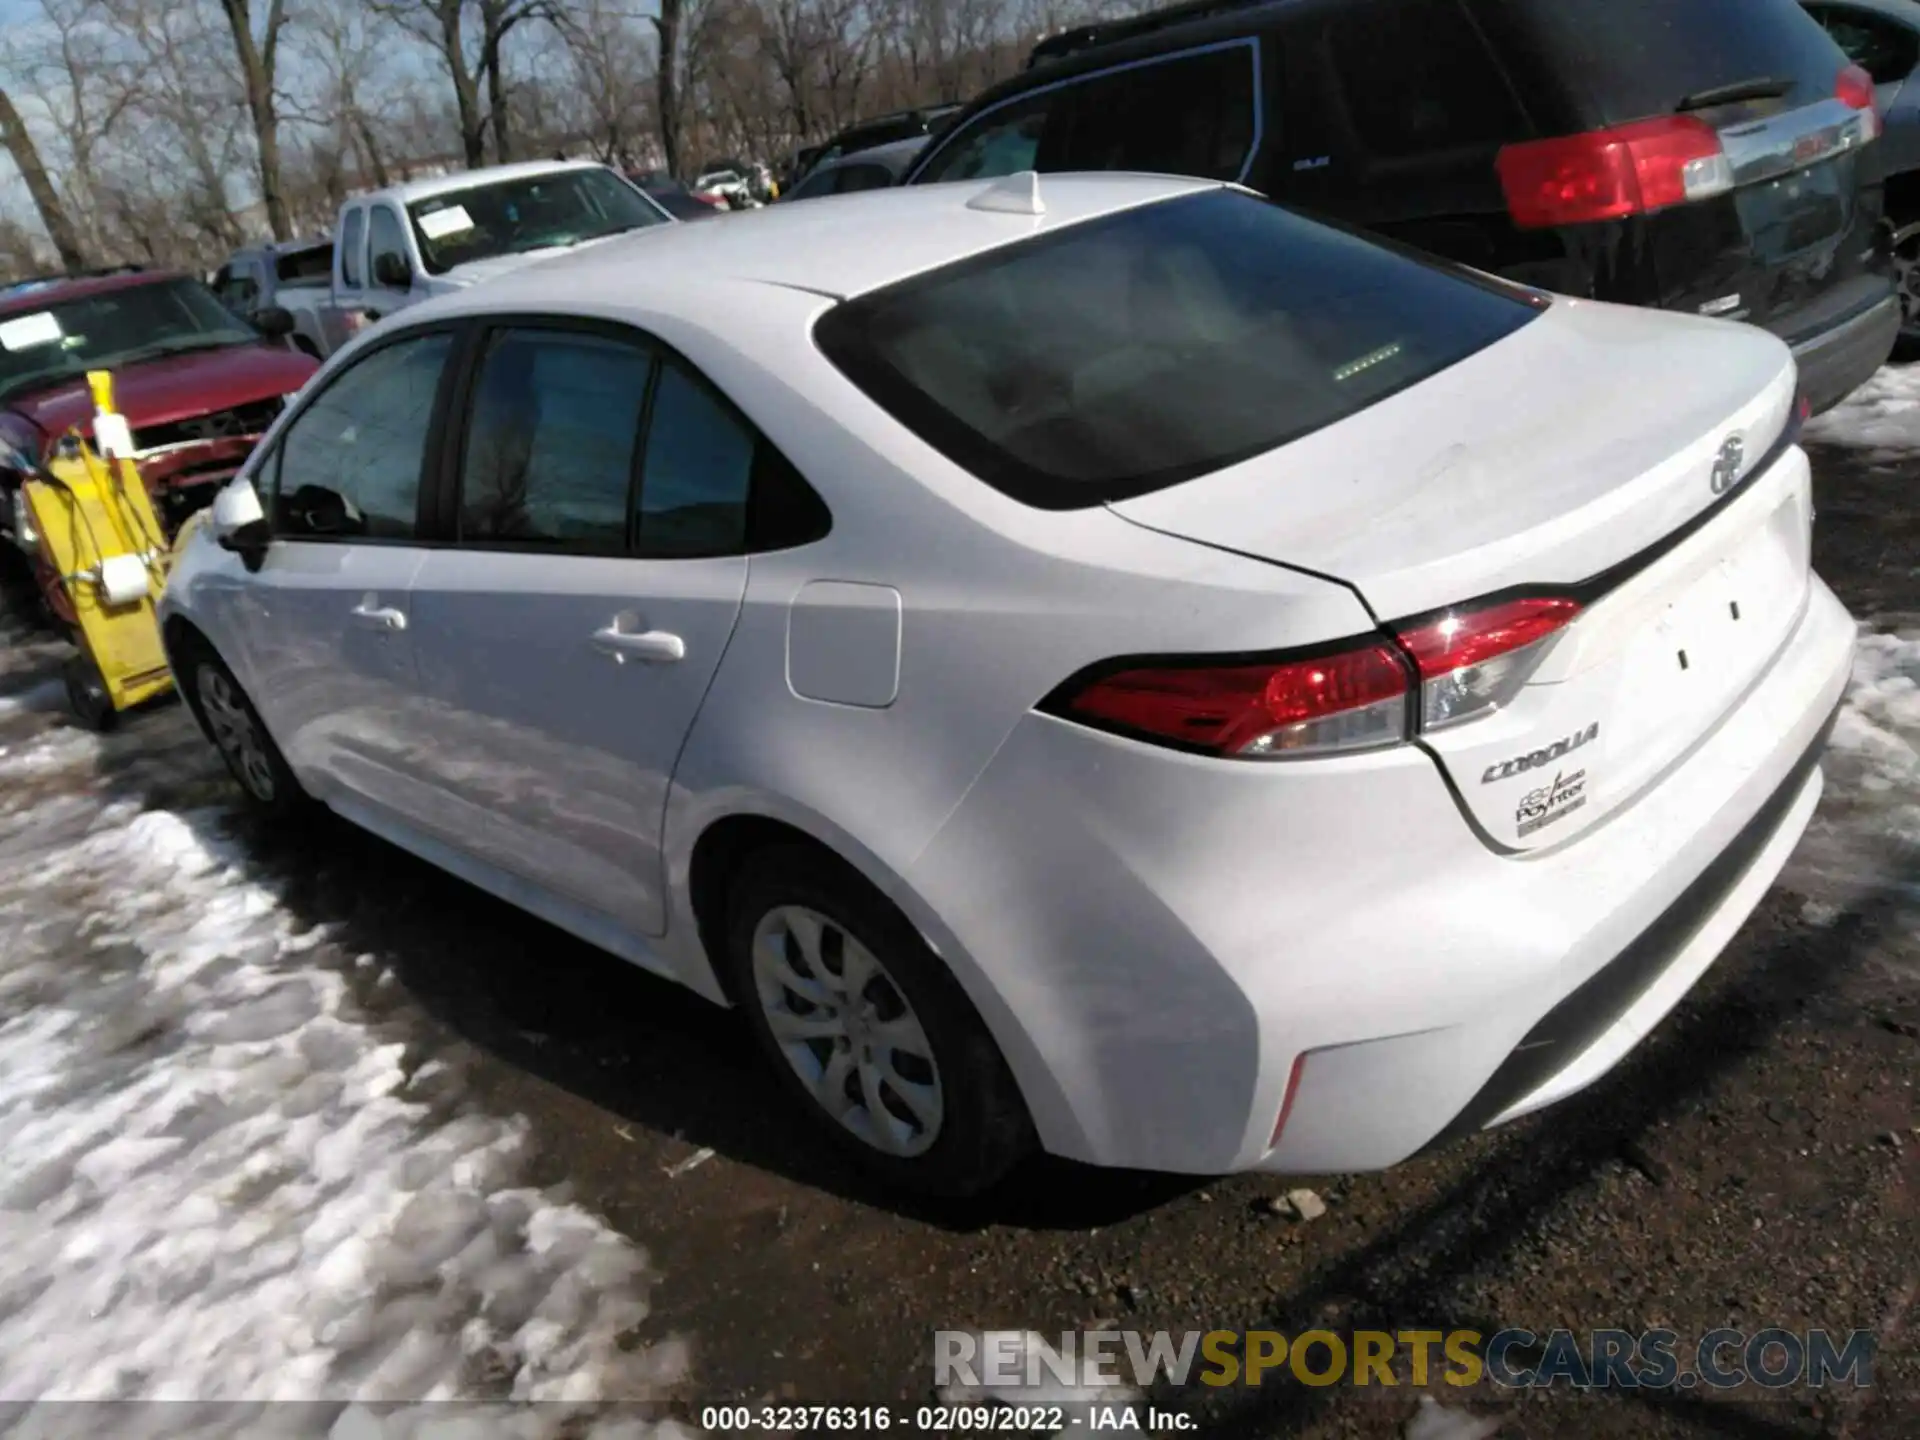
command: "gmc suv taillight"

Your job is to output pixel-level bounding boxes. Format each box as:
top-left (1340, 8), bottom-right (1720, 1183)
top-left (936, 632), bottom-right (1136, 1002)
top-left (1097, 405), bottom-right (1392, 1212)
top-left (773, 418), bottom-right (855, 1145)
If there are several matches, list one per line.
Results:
top-left (1836, 64), bottom-right (1882, 139)
top-left (1043, 597), bottom-right (1582, 760)
top-left (1496, 116), bottom-right (1734, 229)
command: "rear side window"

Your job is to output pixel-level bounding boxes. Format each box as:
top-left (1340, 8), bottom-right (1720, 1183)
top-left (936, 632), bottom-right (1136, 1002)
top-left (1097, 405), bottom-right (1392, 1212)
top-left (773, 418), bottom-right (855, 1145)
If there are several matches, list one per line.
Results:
top-left (339, 210), bottom-right (366, 288)
top-left (816, 190), bottom-right (1539, 509)
top-left (276, 245), bottom-right (334, 284)
top-left (1057, 45), bottom-right (1260, 180)
top-left (457, 329), bottom-right (652, 549)
top-left (636, 360), bottom-right (755, 557)
top-left (1813, 5), bottom-right (1920, 86)
top-left (1504, 0), bottom-right (1845, 123)
top-left (834, 163), bottom-right (896, 194)
top-left (1330, 1), bottom-right (1524, 157)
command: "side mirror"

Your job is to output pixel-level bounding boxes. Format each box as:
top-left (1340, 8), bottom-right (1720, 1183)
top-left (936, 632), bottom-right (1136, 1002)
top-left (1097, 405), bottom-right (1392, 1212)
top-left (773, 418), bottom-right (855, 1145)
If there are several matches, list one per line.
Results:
top-left (372, 252), bottom-right (412, 289)
top-left (211, 478), bottom-right (270, 570)
top-left (253, 305), bottom-right (295, 340)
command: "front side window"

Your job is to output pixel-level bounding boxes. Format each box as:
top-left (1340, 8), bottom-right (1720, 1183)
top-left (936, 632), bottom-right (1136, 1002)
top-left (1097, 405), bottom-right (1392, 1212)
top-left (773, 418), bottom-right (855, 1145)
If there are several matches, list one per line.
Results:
top-left (816, 189), bottom-right (1539, 508)
top-left (0, 278), bottom-right (259, 403)
top-left (457, 328), bottom-right (652, 549)
top-left (915, 93), bottom-right (1055, 183)
top-left (1056, 46), bottom-right (1259, 180)
top-left (339, 209), bottom-right (366, 288)
top-left (272, 332), bottom-right (451, 540)
top-left (635, 359), bottom-right (755, 557)
top-left (408, 168), bottom-right (669, 276)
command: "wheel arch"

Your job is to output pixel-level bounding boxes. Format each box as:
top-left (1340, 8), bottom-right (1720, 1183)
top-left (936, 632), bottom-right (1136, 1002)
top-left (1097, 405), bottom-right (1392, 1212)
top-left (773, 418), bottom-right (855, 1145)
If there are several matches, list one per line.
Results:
top-left (676, 800), bottom-right (1090, 1160)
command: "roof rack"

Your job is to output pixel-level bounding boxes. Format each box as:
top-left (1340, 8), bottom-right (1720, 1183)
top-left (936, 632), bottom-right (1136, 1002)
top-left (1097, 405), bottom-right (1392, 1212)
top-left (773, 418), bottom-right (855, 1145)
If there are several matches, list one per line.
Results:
top-left (1027, 0), bottom-right (1271, 67)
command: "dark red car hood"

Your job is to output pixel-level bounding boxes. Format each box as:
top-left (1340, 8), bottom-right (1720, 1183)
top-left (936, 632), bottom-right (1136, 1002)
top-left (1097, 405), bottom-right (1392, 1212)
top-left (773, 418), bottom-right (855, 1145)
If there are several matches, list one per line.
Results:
top-left (7, 343), bottom-right (317, 447)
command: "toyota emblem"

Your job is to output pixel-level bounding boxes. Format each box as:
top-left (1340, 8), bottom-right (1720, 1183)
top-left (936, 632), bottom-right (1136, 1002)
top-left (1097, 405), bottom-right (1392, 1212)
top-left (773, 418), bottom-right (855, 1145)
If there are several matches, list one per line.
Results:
top-left (1709, 435), bottom-right (1745, 495)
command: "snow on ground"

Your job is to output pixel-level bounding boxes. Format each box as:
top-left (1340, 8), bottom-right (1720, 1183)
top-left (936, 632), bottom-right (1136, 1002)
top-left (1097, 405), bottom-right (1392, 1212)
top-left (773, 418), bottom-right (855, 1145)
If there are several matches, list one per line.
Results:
top-left (0, 625), bottom-right (690, 1433)
top-left (1805, 364), bottom-right (1920, 457)
top-left (1783, 627), bottom-right (1920, 951)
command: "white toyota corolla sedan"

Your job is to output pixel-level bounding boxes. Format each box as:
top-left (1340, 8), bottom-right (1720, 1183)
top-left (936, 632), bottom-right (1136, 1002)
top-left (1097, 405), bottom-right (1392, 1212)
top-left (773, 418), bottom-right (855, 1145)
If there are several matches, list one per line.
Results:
top-left (161, 173), bottom-right (1856, 1196)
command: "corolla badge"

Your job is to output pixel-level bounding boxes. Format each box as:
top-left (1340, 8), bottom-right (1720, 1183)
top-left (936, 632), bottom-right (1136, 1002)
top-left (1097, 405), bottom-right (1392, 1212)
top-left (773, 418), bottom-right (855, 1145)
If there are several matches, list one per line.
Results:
top-left (1709, 434), bottom-right (1745, 496)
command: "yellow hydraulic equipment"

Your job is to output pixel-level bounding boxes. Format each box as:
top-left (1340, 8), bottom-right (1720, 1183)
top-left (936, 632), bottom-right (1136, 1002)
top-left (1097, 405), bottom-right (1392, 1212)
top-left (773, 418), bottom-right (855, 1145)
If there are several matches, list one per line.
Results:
top-left (19, 370), bottom-right (176, 730)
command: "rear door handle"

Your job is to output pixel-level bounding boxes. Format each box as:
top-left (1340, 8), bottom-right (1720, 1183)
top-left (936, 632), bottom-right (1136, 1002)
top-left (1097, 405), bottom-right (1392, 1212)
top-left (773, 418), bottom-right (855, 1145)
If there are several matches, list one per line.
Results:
top-left (350, 601), bottom-right (407, 632)
top-left (591, 625), bottom-right (685, 664)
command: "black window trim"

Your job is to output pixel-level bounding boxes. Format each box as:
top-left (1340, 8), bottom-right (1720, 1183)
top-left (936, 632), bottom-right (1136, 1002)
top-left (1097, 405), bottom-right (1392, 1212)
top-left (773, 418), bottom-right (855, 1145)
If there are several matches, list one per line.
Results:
top-left (427, 309), bottom-right (832, 562)
top-left (258, 318), bottom-right (470, 548)
top-left (906, 36), bottom-right (1267, 186)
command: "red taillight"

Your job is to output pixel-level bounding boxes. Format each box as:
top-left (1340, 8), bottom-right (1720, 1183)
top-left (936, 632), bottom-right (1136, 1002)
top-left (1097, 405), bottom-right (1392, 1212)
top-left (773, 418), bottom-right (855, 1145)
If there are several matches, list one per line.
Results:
top-left (1395, 596), bottom-right (1582, 731)
top-left (1496, 116), bottom-right (1733, 229)
top-left (1836, 64), bottom-right (1882, 139)
top-left (1051, 640), bottom-right (1412, 759)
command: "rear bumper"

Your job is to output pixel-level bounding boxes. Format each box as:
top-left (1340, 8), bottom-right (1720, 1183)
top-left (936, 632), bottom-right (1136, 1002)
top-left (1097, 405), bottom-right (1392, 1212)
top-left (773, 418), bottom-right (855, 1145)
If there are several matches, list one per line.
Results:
top-left (1791, 291), bottom-right (1899, 415)
top-left (909, 577), bottom-right (1857, 1176)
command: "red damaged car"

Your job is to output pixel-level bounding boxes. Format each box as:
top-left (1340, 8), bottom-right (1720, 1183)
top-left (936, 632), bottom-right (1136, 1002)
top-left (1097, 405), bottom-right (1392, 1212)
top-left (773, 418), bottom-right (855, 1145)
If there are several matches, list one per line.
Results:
top-left (0, 268), bottom-right (318, 616)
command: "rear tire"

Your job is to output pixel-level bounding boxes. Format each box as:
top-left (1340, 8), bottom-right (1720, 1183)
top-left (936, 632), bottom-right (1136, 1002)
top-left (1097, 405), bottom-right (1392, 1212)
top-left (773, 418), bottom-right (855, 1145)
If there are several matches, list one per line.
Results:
top-left (177, 642), bottom-right (310, 818)
top-left (1889, 217), bottom-right (1920, 361)
top-left (723, 845), bottom-right (1034, 1198)
top-left (63, 653), bottom-right (116, 732)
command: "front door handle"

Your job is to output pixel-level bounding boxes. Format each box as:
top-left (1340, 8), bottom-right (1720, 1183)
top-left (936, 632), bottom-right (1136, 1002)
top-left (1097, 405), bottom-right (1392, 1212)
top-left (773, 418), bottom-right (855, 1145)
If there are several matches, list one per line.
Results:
top-left (350, 600), bottom-right (407, 632)
top-left (591, 624), bottom-right (685, 664)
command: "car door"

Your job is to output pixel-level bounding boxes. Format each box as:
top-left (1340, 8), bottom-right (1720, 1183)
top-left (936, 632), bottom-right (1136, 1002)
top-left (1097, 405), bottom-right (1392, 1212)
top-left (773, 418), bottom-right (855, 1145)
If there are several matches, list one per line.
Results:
top-left (405, 322), bottom-right (761, 938)
top-left (236, 325), bottom-right (459, 821)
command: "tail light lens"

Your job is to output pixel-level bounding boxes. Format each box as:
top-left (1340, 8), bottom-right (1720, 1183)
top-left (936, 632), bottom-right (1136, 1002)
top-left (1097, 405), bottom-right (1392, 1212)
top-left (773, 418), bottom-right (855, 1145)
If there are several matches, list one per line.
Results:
top-left (1396, 597), bottom-right (1582, 731)
top-left (1047, 599), bottom-right (1582, 758)
top-left (1047, 641), bottom-right (1412, 759)
top-left (1836, 64), bottom-right (1882, 139)
top-left (1496, 116), bottom-right (1733, 229)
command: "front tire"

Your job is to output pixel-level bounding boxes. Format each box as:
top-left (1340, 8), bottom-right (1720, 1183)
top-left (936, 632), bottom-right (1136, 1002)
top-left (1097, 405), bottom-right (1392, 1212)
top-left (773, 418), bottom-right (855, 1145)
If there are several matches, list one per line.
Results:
top-left (724, 845), bottom-right (1034, 1197)
top-left (179, 645), bottom-right (309, 817)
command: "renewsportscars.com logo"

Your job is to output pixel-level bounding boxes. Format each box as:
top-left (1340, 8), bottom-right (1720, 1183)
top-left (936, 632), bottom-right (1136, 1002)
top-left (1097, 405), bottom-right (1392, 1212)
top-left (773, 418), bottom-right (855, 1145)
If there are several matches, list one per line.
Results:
top-left (934, 1328), bottom-right (1877, 1392)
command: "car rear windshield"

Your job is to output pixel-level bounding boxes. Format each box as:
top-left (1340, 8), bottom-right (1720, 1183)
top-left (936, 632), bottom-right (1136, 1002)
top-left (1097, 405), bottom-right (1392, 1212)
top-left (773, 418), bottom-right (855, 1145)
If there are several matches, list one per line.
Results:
top-left (275, 245), bottom-right (333, 284)
top-left (1500, 0), bottom-right (1842, 123)
top-left (814, 190), bottom-right (1541, 509)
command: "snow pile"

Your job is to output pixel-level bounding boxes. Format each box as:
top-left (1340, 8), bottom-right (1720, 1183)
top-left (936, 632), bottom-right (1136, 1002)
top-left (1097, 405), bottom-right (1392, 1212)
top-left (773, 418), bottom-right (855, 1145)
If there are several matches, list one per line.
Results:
top-left (1805, 363), bottom-right (1920, 458)
top-left (1785, 628), bottom-right (1920, 936)
top-left (0, 705), bottom-right (689, 1430)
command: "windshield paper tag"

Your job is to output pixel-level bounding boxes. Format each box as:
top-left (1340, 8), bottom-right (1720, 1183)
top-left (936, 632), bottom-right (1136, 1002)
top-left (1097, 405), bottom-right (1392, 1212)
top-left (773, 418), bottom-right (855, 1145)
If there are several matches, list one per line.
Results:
top-left (417, 205), bottom-right (474, 240)
top-left (0, 312), bottom-right (63, 351)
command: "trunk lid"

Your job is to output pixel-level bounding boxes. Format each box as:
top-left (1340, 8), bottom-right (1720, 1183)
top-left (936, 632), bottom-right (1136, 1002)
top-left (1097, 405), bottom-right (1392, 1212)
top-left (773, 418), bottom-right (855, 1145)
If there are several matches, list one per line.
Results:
top-left (1110, 298), bottom-right (1810, 850)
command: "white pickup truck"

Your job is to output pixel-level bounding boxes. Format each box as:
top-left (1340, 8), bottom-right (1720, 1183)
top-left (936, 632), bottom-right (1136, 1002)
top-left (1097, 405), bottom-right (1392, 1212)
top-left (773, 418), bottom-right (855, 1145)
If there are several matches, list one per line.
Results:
top-left (261, 160), bottom-right (678, 360)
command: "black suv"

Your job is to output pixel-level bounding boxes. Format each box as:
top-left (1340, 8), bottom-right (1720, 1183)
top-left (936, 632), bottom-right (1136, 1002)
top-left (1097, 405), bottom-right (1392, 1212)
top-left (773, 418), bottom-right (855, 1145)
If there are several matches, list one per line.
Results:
top-left (906, 0), bottom-right (1898, 413)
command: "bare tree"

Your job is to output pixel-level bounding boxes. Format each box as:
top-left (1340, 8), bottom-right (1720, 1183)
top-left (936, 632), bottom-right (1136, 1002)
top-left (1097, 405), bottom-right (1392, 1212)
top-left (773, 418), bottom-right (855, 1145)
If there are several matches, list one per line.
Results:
top-left (216, 0), bottom-right (292, 240)
top-left (0, 87), bottom-right (87, 270)
top-left (373, 0), bottom-right (547, 167)
top-left (653, 0), bottom-right (685, 175)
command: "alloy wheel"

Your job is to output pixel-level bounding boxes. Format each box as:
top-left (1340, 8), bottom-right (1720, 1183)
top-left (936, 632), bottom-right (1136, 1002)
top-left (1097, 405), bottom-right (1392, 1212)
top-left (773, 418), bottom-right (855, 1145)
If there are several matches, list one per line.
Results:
top-left (750, 904), bottom-right (945, 1157)
top-left (197, 666), bottom-right (276, 802)
top-left (1893, 222), bottom-right (1920, 342)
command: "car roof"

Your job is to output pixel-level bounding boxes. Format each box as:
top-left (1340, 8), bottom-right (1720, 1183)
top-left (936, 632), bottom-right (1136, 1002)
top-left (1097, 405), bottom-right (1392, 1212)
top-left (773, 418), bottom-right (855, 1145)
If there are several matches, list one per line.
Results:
top-left (422, 172), bottom-right (1220, 313)
top-left (362, 160), bottom-right (617, 207)
top-left (0, 270), bottom-right (184, 318)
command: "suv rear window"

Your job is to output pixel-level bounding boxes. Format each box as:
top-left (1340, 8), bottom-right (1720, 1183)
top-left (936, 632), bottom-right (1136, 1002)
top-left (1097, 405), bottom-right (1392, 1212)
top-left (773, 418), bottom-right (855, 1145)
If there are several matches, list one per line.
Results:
top-left (816, 190), bottom-right (1540, 509)
top-left (1502, 0), bottom-right (1843, 123)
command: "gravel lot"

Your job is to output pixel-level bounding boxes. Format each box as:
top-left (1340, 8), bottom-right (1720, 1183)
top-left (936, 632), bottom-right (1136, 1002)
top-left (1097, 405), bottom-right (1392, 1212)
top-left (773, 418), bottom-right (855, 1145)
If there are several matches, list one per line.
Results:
top-left (0, 379), bottom-right (1914, 1438)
